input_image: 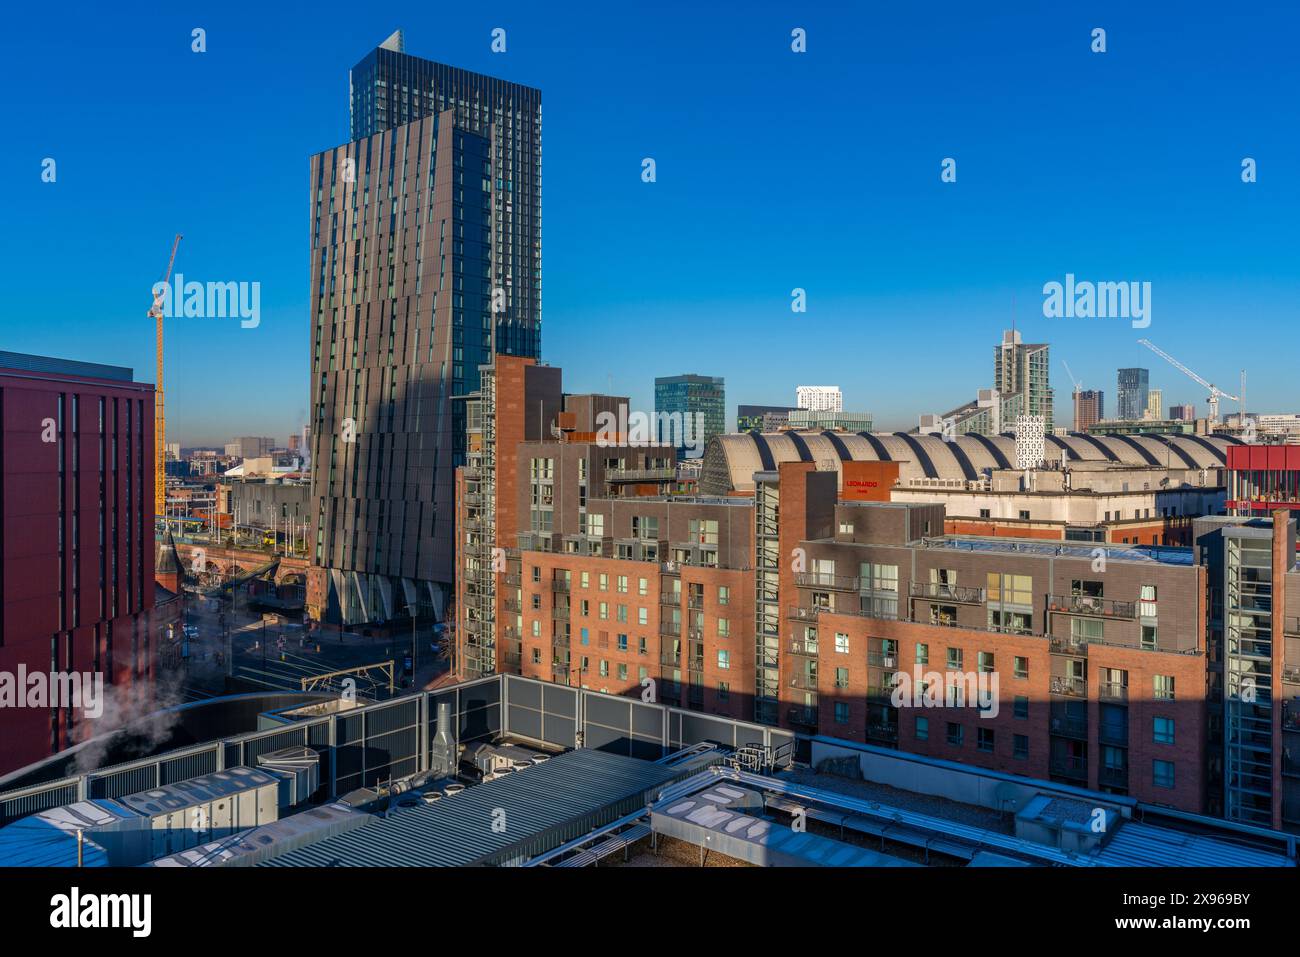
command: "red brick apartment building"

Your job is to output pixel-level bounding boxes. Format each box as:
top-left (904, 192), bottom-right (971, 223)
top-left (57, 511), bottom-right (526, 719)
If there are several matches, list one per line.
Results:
top-left (455, 357), bottom-right (1299, 827)
top-left (0, 353), bottom-right (164, 775)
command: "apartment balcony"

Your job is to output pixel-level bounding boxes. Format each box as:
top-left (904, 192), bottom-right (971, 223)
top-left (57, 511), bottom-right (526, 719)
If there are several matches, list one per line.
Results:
top-left (1047, 594), bottom-right (1136, 620)
top-left (551, 606), bottom-right (570, 621)
top-left (867, 652), bottom-right (898, 669)
top-left (500, 651), bottom-right (522, 669)
top-left (1098, 723), bottom-right (1129, 746)
top-left (1050, 675), bottom-right (1087, 697)
top-left (501, 598), bottom-right (521, 613)
top-left (660, 649), bottom-right (681, 667)
top-left (551, 635), bottom-right (570, 649)
top-left (686, 595), bottom-right (705, 610)
top-left (789, 673), bottom-right (820, 691)
top-left (866, 722), bottom-right (899, 745)
top-left (687, 655), bottom-right (704, 672)
top-left (503, 573), bottom-right (521, 586)
top-left (606, 467), bottom-right (677, 483)
top-left (1098, 681), bottom-right (1129, 702)
top-left (1098, 765), bottom-right (1129, 788)
top-left (1049, 635), bottom-right (1090, 657)
top-left (909, 582), bottom-right (985, 604)
top-left (550, 661), bottom-right (570, 677)
top-left (787, 606), bottom-right (822, 622)
top-left (551, 579), bottom-right (571, 593)
top-left (500, 625), bottom-right (519, 641)
top-left (1050, 755), bottom-right (1088, 780)
top-left (1050, 711), bottom-right (1088, 739)
top-left (1283, 701), bottom-right (1300, 732)
top-left (788, 638), bottom-right (820, 657)
top-left (787, 706), bottom-right (819, 729)
top-left (795, 572), bottom-right (859, 591)
top-left (660, 620), bottom-right (682, 637)
top-left (866, 684), bottom-right (896, 702)
top-left (660, 591), bottom-right (681, 606)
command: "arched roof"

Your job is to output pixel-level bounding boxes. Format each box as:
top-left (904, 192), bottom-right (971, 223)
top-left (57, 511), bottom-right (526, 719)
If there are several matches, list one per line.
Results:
top-left (699, 431), bottom-right (1231, 494)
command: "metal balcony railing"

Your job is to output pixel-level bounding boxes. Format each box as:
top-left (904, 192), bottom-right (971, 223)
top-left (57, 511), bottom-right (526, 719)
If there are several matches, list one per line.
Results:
top-left (1099, 682), bottom-right (1128, 702)
top-left (1050, 675), bottom-right (1087, 697)
top-left (1049, 635), bottom-right (1091, 656)
top-left (1047, 594), bottom-right (1136, 619)
top-left (1050, 755), bottom-right (1088, 778)
top-left (787, 706), bottom-right (818, 727)
top-left (551, 579), bottom-right (571, 593)
top-left (660, 592), bottom-right (681, 605)
top-left (795, 572), bottom-right (859, 591)
top-left (866, 722), bottom-right (899, 744)
top-left (788, 638), bottom-right (819, 657)
top-left (660, 650), bottom-right (681, 667)
top-left (909, 582), bottom-right (985, 603)
top-left (660, 620), bottom-right (681, 637)
top-left (789, 673), bottom-right (820, 691)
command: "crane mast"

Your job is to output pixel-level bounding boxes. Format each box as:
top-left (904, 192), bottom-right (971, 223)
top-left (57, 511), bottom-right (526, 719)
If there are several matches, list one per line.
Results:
top-left (148, 234), bottom-right (182, 521)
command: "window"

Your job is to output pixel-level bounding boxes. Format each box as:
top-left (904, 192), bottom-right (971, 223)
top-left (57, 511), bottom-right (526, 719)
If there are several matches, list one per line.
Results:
top-left (1153, 675), bottom-right (1175, 700)
top-left (531, 647), bottom-right (541, 664)
top-left (947, 647), bottom-right (963, 670)
top-left (617, 663), bottom-right (628, 681)
top-left (947, 723), bottom-right (964, 746)
top-left (580, 628), bottom-right (590, 646)
top-left (718, 617), bottom-right (730, 638)
top-left (718, 586), bottom-right (730, 605)
top-left (915, 642), bottom-right (929, 665)
top-left (531, 620), bottom-right (540, 637)
top-left (1018, 509), bottom-right (1030, 521)
top-left (531, 566), bottom-right (541, 583)
top-left (1014, 656), bottom-right (1028, 679)
top-left (979, 508), bottom-right (991, 519)
top-left (598, 602), bottom-right (608, 620)
top-left (616, 575), bottom-right (628, 594)
top-left (638, 607), bottom-right (648, 626)
top-left (978, 651), bottom-right (994, 674)
top-left (835, 633), bottom-right (850, 655)
top-left (1153, 716), bottom-right (1175, 744)
top-left (580, 599), bottom-right (589, 617)
top-left (638, 636), bottom-right (647, 655)
top-left (1153, 759), bottom-right (1175, 789)
top-left (838, 521), bottom-right (853, 535)
top-left (915, 716), bottom-right (929, 741)
top-left (717, 649), bottom-right (730, 670)
top-left (530, 593), bottom-right (541, 610)
top-left (835, 667), bottom-right (849, 689)
top-left (834, 701), bottom-right (849, 724)
top-left (638, 577), bottom-right (648, 596)
top-left (1141, 623), bottom-right (1157, 650)
top-left (580, 571), bottom-right (589, 589)
top-left (617, 633), bottom-right (628, 652)
top-left (617, 604), bottom-right (628, 623)
top-left (599, 659), bottom-right (609, 677)
top-left (977, 728), bottom-right (995, 753)
top-left (1013, 734), bottom-right (1029, 759)
top-left (599, 573), bottom-right (608, 591)
top-left (1014, 696), bottom-right (1029, 719)
top-left (718, 681), bottom-right (730, 700)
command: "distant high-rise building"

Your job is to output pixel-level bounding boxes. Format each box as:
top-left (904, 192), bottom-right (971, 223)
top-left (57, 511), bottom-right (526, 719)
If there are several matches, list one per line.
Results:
top-left (1168, 403), bottom-right (1196, 422)
top-left (737, 405), bottom-right (795, 433)
top-left (225, 437), bottom-right (275, 459)
top-left (1117, 368), bottom-right (1150, 420)
top-left (1074, 390), bottom-right (1104, 432)
top-left (795, 386), bottom-right (843, 413)
top-left (993, 330), bottom-right (1053, 431)
top-left (308, 37), bottom-right (542, 626)
top-left (1146, 388), bottom-right (1163, 420)
top-left (654, 374), bottom-right (725, 458)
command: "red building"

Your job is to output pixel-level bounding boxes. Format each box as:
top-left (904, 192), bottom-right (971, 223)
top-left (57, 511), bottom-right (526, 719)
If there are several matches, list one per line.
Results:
top-left (0, 352), bottom-right (163, 775)
top-left (1226, 443), bottom-right (1300, 516)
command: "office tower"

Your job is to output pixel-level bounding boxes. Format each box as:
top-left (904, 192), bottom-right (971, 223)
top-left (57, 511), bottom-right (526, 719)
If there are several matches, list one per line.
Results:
top-left (993, 330), bottom-right (1053, 431)
top-left (654, 375), bottom-right (725, 459)
top-left (307, 37), bottom-right (542, 626)
top-left (795, 386), bottom-right (843, 413)
top-left (1147, 388), bottom-right (1163, 420)
top-left (1169, 403), bottom-right (1196, 422)
top-left (1074, 390), bottom-right (1104, 432)
top-left (0, 352), bottom-right (167, 774)
top-left (1117, 368), bottom-right (1150, 421)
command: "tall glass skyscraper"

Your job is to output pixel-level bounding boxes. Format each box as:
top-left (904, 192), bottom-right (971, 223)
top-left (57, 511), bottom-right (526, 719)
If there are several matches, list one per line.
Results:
top-left (1117, 368), bottom-right (1150, 421)
top-left (993, 330), bottom-right (1053, 431)
top-left (307, 33), bottom-right (542, 625)
top-left (654, 374), bottom-right (726, 458)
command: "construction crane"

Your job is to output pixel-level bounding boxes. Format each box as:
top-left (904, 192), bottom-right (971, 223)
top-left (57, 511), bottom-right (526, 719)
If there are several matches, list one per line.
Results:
top-left (1062, 360), bottom-right (1083, 394)
top-left (148, 234), bottom-right (182, 520)
top-left (1137, 338), bottom-right (1240, 426)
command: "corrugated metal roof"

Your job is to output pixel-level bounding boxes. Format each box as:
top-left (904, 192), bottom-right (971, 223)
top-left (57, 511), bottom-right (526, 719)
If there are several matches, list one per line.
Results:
top-left (261, 749), bottom-right (679, 867)
top-left (1094, 821), bottom-right (1293, 867)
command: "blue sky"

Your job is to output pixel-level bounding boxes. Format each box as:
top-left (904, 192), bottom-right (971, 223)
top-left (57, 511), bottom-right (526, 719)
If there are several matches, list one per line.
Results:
top-left (3, 1), bottom-right (1296, 442)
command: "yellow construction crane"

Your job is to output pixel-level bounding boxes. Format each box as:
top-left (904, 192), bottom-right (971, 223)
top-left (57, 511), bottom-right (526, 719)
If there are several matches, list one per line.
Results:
top-left (148, 234), bottom-right (182, 519)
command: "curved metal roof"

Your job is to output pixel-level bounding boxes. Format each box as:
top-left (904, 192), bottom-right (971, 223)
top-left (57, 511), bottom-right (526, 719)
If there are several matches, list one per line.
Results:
top-left (700, 431), bottom-right (1231, 494)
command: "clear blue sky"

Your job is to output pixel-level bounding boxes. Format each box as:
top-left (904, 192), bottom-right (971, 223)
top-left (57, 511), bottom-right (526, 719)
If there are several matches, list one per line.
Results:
top-left (3, 1), bottom-right (1296, 443)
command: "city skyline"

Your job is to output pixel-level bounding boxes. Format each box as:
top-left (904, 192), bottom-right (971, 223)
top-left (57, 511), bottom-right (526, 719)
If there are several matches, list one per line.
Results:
top-left (5, 2), bottom-right (1297, 444)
